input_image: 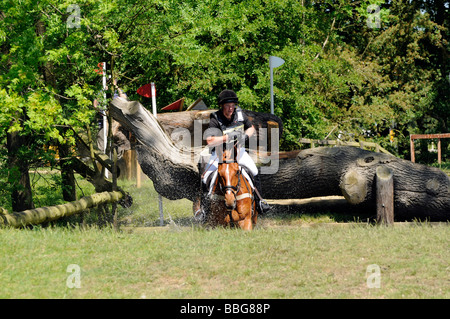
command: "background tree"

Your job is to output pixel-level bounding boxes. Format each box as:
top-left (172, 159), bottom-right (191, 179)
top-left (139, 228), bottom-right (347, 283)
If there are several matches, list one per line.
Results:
top-left (0, 0), bottom-right (448, 211)
top-left (1, 0), bottom-right (101, 209)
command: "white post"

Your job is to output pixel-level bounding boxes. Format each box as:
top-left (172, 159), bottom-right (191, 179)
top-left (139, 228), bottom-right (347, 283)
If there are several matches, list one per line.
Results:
top-left (158, 195), bottom-right (164, 227)
top-left (150, 82), bottom-right (164, 226)
top-left (102, 62), bottom-right (109, 178)
top-left (269, 56), bottom-right (285, 115)
top-left (151, 82), bottom-right (157, 117)
top-left (270, 66), bottom-right (274, 115)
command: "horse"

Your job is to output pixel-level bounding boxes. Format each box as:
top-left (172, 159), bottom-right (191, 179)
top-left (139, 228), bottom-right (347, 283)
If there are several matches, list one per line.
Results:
top-left (206, 145), bottom-right (257, 230)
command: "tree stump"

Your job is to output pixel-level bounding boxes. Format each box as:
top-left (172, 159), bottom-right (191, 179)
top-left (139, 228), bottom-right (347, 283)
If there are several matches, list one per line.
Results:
top-left (376, 166), bottom-right (394, 225)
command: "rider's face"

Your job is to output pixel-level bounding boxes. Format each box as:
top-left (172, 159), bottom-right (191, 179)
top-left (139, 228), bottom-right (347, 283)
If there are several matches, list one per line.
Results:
top-left (222, 103), bottom-right (236, 120)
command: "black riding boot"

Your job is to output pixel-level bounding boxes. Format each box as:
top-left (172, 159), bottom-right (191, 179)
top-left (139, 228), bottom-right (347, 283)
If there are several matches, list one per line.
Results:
top-left (254, 174), bottom-right (271, 215)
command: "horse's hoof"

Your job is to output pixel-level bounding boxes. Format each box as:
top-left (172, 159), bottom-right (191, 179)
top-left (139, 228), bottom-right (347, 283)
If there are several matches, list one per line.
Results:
top-left (193, 209), bottom-right (206, 224)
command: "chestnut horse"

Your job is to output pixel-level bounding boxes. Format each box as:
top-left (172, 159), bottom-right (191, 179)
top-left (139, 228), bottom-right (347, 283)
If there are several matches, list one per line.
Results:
top-left (206, 147), bottom-right (257, 230)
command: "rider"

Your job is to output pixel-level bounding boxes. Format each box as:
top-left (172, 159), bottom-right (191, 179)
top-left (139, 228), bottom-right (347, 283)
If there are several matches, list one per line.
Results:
top-left (199, 89), bottom-right (271, 218)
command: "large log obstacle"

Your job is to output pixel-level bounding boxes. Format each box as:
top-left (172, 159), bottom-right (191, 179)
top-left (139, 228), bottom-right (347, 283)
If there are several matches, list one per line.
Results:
top-left (259, 146), bottom-right (449, 221)
top-left (109, 98), bottom-right (450, 222)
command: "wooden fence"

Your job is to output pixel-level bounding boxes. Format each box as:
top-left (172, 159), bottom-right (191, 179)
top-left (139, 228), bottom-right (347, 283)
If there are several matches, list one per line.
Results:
top-left (410, 133), bottom-right (450, 164)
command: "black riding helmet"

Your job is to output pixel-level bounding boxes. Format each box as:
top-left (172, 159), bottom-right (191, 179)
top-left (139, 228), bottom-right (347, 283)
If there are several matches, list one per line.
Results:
top-left (217, 89), bottom-right (239, 106)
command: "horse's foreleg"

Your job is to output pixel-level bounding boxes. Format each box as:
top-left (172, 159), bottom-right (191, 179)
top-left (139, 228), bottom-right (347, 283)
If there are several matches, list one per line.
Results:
top-left (252, 202), bottom-right (258, 225)
top-left (238, 215), bottom-right (253, 231)
top-left (236, 198), bottom-right (255, 230)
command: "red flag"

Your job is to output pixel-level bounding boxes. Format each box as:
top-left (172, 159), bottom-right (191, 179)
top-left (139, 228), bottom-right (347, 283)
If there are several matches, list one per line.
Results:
top-left (137, 83), bottom-right (154, 98)
top-left (162, 98), bottom-right (185, 111)
top-left (94, 62), bottom-right (104, 75)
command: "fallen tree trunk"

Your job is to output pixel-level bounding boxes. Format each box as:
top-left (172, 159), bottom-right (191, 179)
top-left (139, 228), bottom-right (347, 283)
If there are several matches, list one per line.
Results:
top-left (259, 147), bottom-right (450, 220)
top-left (0, 191), bottom-right (124, 228)
top-left (157, 109), bottom-right (283, 146)
top-left (109, 99), bottom-right (200, 201)
top-left (109, 98), bottom-right (450, 221)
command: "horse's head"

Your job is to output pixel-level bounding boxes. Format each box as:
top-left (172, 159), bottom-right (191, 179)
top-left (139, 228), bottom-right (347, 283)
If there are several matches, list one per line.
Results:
top-left (217, 149), bottom-right (240, 211)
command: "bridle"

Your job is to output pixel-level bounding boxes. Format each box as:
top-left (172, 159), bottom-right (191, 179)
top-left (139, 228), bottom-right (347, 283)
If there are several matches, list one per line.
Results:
top-left (213, 162), bottom-right (253, 216)
top-left (219, 167), bottom-right (242, 204)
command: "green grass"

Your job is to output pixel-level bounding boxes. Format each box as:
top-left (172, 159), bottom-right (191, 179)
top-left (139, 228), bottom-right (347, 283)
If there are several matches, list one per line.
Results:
top-left (0, 223), bottom-right (448, 299)
top-left (0, 174), bottom-right (448, 299)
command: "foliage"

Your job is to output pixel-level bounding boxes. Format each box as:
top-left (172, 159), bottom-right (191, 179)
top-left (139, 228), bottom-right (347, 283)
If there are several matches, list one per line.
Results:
top-left (73, 0), bottom-right (447, 153)
top-left (0, 0), bottom-right (448, 208)
top-left (1, 0), bottom-right (448, 144)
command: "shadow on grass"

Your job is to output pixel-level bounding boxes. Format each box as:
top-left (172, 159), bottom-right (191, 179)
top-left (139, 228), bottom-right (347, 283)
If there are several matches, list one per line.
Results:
top-left (161, 203), bottom-right (376, 228)
top-left (262, 203), bottom-right (375, 224)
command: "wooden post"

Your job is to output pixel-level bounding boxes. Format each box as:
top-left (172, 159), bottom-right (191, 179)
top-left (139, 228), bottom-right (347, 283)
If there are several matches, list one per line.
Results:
top-left (122, 150), bottom-right (132, 180)
top-left (437, 138), bottom-right (441, 165)
top-left (159, 195), bottom-right (164, 226)
top-left (112, 149), bottom-right (119, 230)
top-left (376, 166), bottom-right (394, 225)
top-left (136, 160), bottom-right (142, 188)
top-left (130, 149), bottom-right (137, 180)
top-left (267, 121), bottom-right (278, 153)
top-left (410, 135), bottom-right (415, 163)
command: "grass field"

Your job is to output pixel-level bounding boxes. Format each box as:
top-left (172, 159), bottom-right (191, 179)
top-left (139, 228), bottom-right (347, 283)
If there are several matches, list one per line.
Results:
top-left (0, 175), bottom-right (449, 299)
top-left (0, 222), bottom-right (448, 299)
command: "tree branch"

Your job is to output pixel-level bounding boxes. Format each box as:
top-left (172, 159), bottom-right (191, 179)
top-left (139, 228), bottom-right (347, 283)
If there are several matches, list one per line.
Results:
top-left (313, 17), bottom-right (336, 61)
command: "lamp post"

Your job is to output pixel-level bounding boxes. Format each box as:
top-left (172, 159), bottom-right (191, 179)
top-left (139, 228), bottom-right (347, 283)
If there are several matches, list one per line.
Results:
top-left (269, 56), bottom-right (285, 114)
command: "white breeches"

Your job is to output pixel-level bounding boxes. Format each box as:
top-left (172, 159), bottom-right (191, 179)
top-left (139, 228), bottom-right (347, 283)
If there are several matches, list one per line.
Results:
top-left (202, 147), bottom-right (258, 185)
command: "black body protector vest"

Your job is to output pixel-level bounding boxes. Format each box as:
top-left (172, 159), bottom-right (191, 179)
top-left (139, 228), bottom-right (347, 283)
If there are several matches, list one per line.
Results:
top-left (212, 107), bottom-right (246, 136)
top-left (209, 107), bottom-right (246, 158)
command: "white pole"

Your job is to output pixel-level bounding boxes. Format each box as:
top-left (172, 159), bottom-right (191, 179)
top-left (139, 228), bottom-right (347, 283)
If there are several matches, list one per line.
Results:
top-left (158, 195), bottom-right (164, 226)
top-left (270, 66), bottom-right (274, 115)
top-left (150, 82), bottom-right (164, 226)
top-left (269, 56), bottom-right (285, 115)
top-left (151, 82), bottom-right (157, 117)
top-left (102, 62), bottom-right (109, 178)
